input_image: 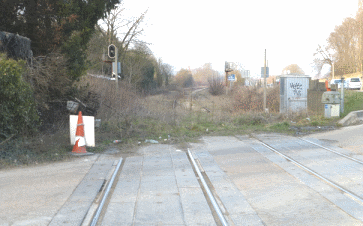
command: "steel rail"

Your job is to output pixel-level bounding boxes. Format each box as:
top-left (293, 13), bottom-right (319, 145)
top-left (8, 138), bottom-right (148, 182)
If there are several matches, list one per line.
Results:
top-left (187, 149), bottom-right (229, 226)
top-left (257, 141), bottom-right (363, 205)
top-left (300, 138), bottom-right (363, 165)
top-left (90, 157), bottom-right (123, 226)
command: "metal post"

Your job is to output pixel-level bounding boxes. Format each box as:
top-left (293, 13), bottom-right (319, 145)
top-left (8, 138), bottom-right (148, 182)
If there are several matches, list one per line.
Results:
top-left (115, 46), bottom-right (118, 90)
top-left (341, 77), bottom-right (344, 114)
top-left (225, 71), bottom-right (228, 95)
top-left (263, 49), bottom-right (267, 111)
top-left (332, 62), bottom-right (334, 80)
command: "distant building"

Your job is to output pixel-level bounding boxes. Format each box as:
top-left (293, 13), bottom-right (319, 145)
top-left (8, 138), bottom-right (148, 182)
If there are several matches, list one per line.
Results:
top-left (242, 70), bottom-right (250, 78)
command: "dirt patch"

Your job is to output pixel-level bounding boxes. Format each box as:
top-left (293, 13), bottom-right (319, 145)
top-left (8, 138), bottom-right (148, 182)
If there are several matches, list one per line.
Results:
top-left (290, 125), bottom-right (338, 136)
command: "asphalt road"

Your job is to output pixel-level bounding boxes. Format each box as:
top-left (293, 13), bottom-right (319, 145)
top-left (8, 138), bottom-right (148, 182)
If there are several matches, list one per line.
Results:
top-left (304, 123), bottom-right (363, 154)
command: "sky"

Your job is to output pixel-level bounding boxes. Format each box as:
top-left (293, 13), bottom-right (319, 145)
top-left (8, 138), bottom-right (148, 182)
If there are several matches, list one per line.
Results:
top-left (119, 0), bottom-right (359, 77)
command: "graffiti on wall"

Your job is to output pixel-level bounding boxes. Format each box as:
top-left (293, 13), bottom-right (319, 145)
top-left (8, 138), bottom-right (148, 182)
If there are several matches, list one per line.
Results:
top-left (290, 82), bottom-right (302, 96)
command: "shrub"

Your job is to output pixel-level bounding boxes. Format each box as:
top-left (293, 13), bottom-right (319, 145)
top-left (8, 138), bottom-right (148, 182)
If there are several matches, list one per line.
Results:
top-left (233, 85), bottom-right (279, 112)
top-left (208, 76), bottom-right (225, 95)
top-left (0, 56), bottom-right (39, 138)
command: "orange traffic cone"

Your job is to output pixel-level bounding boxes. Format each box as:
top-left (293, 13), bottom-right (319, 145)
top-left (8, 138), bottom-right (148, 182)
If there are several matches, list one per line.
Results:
top-left (72, 111), bottom-right (89, 155)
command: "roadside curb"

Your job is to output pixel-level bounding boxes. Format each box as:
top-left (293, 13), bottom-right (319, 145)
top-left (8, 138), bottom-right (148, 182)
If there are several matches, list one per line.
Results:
top-left (338, 110), bottom-right (363, 126)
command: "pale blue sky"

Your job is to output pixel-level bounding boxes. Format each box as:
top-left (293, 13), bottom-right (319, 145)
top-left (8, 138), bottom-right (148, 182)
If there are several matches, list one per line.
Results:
top-left (120, 0), bottom-right (359, 77)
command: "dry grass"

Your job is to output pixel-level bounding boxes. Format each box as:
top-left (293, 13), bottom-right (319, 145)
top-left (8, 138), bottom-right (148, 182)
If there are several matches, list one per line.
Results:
top-left (1, 77), bottom-right (340, 169)
top-left (79, 76), bottom-right (139, 121)
top-left (232, 85), bottom-right (280, 113)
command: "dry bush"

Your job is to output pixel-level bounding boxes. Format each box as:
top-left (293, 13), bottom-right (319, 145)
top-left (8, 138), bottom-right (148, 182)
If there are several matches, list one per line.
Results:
top-left (208, 76), bottom-right (225, 95)
top-left (232, 85), bottom-right (280, 112)
top-left (78, 76), bottom-right (138, 122)
top-left (26, 52), bottom-right (71, 110)
top-left (23, 52), bottom-right (77, 132)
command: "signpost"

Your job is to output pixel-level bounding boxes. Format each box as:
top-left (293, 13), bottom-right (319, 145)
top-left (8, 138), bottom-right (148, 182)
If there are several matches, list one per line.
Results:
top-left (261, 67), bottom-right (269, 78)
top-left (228, 74), bottom-right (236, 81)
top-left (228, 74), bottom-right (236, 90)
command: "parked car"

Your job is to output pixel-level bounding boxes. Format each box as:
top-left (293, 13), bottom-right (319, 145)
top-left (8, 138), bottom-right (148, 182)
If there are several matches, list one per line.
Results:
top-left (346, 77), bottom-right (362, 90)
top-left (330, 79), bottom-right (348, 89)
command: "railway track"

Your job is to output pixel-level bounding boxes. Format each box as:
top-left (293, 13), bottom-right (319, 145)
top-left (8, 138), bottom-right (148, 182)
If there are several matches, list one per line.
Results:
top-left (49, 136), bottom-right (363, 225)
top-left (253, 136), bottom-right (363, 205)
top-left (50, 145), bottom-right (256, 226)
top-left (85, 150), bottom-right (233, 226)
top-left (245, 134), bottom-right (363, 223)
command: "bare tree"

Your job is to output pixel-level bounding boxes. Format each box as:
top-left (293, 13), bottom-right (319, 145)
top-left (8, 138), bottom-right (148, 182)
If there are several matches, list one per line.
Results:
top-left (98, 4), bottom-right (148, 55)
top-left (313, 44), bottom-right (334, 78)
top-left (314, 16), bottom-right (361, 78)
top-left (281, 64), bottom-right (305, 75)
top-left (123, 43), bottom-right (152, 84)
top-left (328, 17), bottom-right (359, 75)
top-left (192, 63), bottom-right (219, 86)
top-left (87, 4), bottom-right (148, 77)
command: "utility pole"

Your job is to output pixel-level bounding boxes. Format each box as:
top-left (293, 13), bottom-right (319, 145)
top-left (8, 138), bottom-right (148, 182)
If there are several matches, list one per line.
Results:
top-left (361, 1), bottom-right (363, 91)
top-left (341, 77), bottom-right (345, 114)
top-left (263, 49), bottom-right (267, 112)
top-left (332, 62), bottom-right (334, 80)
top-left (225, 61), bottom-right (232, 95)
top-left (360, 0), bottom-right (363, 90)
top-left (115, 46), bottom-right (118, 90)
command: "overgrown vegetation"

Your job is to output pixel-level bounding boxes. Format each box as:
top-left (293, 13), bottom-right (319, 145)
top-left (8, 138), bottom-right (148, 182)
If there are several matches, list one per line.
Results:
top-left (0, 0), bottom-right (121, 81)
top-left (0, 76), bottom-right (360, 169)
top-left (174, 69), bottom-right (194, 88)
top-left (208, 76), bottom-right (225, 95)
top-left (3, 1), bottom-right (363, 170)
top-left (232, 85), bottom-right (280, 112)
top-left (0, 55), bottom-right (39, 138)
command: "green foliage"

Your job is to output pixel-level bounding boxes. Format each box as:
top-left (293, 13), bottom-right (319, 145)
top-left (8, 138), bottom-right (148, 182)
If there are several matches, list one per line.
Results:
top-left (120, 44), bottom-right (158, 92)
top-left (62, 32), bottom-right (89, 81)
top-left (234, 115), bottom-right (266, 126)
top-left (0, 57), bottom-right (39, 137)
top-left (140, 62), bottom-right (157, 92)
top-left (270, 122), bottom-right (290, 131)
top-left (0, 0), bottom-right (120, 81)
top-left (341, 90), bottom-right (363, 117)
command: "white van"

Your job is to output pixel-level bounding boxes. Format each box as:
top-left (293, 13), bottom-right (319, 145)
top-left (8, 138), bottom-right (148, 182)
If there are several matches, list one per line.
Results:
top-left (346, 77), bottom-right (362, 90)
